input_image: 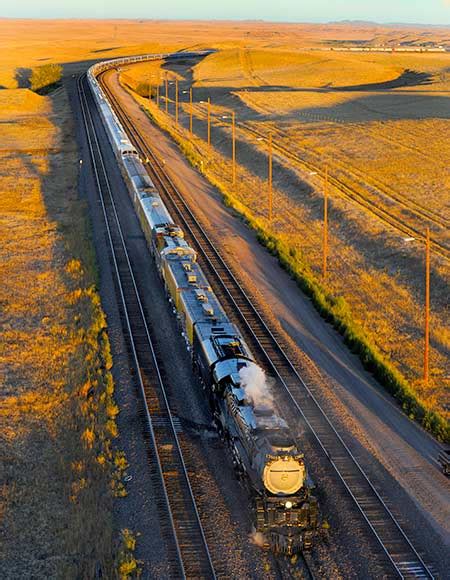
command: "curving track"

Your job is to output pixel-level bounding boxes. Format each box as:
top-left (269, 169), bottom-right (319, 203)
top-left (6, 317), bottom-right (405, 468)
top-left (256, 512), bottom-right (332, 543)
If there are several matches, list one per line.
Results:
top-left (78, 73), bottom-right (216, 580)
top-left (98, 67), bottom-right (437, 579)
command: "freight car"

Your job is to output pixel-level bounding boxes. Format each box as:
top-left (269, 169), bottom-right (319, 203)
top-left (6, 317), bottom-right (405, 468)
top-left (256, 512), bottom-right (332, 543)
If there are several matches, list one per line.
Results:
top-left (87, 65), bottom-right (318, 554)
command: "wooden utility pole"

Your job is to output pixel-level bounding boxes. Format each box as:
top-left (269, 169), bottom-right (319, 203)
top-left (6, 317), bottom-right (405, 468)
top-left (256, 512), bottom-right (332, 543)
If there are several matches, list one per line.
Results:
top-left (175, 78), bottom-right (179, 124)
top-left (268, 133), bottom-right (273, 222)
top-left (424, 227), bottom-right (430, 384)
top-left (323, 166), bottom-right (329, 279)
top-left (207, 97), bottom-right (211, 146)
top-left (165, 73), bottom-right (168, 113)
top-left (189, 87), bottom-right (193, 133)
top-left (232, 111), bottom-right (236, 186)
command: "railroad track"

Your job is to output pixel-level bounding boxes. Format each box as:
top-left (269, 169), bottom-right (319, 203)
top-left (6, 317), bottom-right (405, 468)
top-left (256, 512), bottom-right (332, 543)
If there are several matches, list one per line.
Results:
top-left (78, 73), bottom-right (216, 580)
top-left (217, 92), bottom-right (448, 233)
top-left (98, 69), bottom-right (436, 579)
top-left (187, 99), bottom-right (448, 259)
top-left (236, 122), bottom-right (449, 261)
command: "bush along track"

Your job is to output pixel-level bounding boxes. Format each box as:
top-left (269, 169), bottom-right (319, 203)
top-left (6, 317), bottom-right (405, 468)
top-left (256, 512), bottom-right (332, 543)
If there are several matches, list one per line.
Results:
top-left (116, 529), bottom-right (141, 579)
top-left (61, 212), bottom-right (132, 573)
top-left (30, 63), bottom-right (63, 94)
top-left (120, 77), bottom-right (449, 444)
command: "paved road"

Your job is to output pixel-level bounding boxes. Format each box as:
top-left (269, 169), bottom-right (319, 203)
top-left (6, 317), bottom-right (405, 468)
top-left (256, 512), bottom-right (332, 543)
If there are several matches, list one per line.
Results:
top-left (103, 68), bottom-right (450, 574)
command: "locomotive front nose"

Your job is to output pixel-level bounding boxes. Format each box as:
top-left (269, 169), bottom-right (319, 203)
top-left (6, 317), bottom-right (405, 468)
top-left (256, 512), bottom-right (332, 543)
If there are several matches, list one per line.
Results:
top-left (263, 457), bottom-right (305, 495)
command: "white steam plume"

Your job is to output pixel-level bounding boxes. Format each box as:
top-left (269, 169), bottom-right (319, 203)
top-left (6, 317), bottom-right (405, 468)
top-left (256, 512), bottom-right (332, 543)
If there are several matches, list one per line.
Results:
top-left (249, 529), bottom-right (265, 548)
top-left (239, 363), bottom-right (274, 410)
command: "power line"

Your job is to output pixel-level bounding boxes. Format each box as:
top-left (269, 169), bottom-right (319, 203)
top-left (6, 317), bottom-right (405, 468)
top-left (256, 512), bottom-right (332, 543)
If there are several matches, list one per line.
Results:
top-left (323, 166), bottom-right (329, 280)
top-left (424, 226), bottom-right (430, 383)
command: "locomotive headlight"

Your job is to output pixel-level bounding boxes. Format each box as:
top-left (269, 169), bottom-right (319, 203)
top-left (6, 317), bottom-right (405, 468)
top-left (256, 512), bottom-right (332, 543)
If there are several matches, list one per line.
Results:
top-left (285, 501), bottom-right (293, 509)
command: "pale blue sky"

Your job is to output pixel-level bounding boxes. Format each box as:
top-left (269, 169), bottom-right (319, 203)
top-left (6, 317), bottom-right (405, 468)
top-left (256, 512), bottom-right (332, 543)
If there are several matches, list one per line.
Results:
top-left (1, 0), bottom-right (449, 25)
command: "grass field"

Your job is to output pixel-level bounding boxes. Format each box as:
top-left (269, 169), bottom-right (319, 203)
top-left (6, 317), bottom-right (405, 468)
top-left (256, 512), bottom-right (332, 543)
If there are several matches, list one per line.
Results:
top-left (0, 19), bottom-right (449, 576)
top-left (124, 43), bottom-right (449, 427)
top-left (0, 85), bottom-right (126, 576)
top-left (194, 48), bottom-right (450, 89)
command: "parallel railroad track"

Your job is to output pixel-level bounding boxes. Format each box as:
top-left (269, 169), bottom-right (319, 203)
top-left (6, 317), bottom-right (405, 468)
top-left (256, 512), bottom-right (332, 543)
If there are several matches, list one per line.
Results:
top-left (237, 122), bottom-right (449, 261)
top-left (78, 73), bottom-right (216, 580)
top-left (187, 100), bottom-right (448, 259)
top-left (99, 69), bottom-right (436, 579)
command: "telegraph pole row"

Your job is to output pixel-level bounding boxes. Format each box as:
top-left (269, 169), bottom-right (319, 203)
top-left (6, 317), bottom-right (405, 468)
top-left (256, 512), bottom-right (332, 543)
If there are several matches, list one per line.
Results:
top-left (323, 166), bottom-right (329, 280)
top-left (268, 133), bottom-right (273, 223)
top-left (175, 78), bottom-right (179, 124)
top-left (165, 73), bottom-right (168, 113)
top-left (424, 227), bottom-right (430, 384)
top-left (232, 111), bottom-right (236, 186)
top-left (151, 78), bottom-right (433, 386)
top-left (207, 97), bottom-right (211, 146)
top-left (189, 87), bottom-right (193, 134)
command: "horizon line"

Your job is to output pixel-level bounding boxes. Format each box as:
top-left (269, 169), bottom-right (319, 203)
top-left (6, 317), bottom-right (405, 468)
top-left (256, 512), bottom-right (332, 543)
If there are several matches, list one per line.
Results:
top-left (0, 16), bottom-right (449, 28)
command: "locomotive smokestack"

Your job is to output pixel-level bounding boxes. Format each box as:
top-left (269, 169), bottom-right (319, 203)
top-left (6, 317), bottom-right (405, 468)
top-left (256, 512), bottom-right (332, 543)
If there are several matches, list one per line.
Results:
top-left (239, 363), bottom-right (274, 410)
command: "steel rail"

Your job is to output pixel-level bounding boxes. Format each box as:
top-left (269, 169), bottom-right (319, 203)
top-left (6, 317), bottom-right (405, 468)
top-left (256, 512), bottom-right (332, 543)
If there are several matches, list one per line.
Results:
top-left (98, 68), bottom-right (435, 579)
top-left (78, 73), bottom-right (216, 580)
top-left (232, 121), bottom-right (449, 260)
top-left (242, 113), bottom-right (448, 230)
top-left (187, 103), bottom-right (448, 259)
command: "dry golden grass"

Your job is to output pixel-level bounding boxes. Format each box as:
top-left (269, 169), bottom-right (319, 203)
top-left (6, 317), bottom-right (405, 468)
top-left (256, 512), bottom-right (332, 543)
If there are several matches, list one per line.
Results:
top-left (194, 48), bottom-right (401, 88)
top-left (0, 89), bottom-right (122, 577)
top-left (126, 43), bottom-right (449, 423)
top-left (0, 88), bottom-right (51, 116)
top-left (0, 23), bottom-right (449, 575)
top-left (1, 18), bottom-right (448, 87)
top-left (195, 48), bottom-right (450, 89)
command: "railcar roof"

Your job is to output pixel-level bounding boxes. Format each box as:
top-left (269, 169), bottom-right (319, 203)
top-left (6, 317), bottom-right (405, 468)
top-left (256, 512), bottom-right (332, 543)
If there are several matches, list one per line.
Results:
top-left (168, 261), bottom-right (228, 326)
top-left (123, 155), bottom-right (157, 192)
top-left (139, 192), bottom-right (173, 228)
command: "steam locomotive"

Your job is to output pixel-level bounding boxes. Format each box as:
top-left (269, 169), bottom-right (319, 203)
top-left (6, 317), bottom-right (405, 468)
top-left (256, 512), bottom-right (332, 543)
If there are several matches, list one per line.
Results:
top-left (87, 64), bottom-right (318, 554)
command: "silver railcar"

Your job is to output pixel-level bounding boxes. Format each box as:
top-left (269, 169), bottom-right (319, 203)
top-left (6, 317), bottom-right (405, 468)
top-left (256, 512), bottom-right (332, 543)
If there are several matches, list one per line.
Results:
top-left (87, 62), bottom-right (318, 554)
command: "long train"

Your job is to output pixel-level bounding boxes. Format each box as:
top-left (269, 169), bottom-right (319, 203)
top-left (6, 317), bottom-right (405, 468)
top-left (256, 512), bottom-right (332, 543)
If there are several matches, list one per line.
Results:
top-left (87, 62), bottom-right (318, 554)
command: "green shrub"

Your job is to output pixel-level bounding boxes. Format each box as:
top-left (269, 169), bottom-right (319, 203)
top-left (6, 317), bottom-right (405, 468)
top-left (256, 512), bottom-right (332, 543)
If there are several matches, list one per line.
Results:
top-left (117, 529), bottom-right (140, 579)
top-left (30, 63), bottom-right (62, 93)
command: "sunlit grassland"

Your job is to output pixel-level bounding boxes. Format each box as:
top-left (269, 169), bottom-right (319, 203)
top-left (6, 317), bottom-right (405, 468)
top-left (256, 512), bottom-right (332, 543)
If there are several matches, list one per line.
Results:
top-left (123, 56), bottom-right (449, 440)
top-left (0, 89), bottom-right (127, 577)
top-left (193, 48), bottom-right (450, 89)
top-left (0, 17), bottom-right (447, 577)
